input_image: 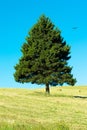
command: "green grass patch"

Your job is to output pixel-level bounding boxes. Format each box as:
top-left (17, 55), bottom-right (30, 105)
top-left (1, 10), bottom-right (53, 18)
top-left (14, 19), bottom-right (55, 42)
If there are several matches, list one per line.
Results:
top-left (0, 122), bottom-right (69, 130)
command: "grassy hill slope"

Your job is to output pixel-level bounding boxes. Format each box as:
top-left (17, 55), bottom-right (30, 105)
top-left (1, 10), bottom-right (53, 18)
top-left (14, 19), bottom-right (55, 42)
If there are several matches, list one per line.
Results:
top-left (0, 86), bottom-right (87, 130)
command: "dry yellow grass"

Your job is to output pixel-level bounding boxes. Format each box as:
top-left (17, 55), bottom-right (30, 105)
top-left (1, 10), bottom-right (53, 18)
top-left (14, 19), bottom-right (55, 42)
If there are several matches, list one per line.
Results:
top-left (0, 86), bottom-right (87, 130)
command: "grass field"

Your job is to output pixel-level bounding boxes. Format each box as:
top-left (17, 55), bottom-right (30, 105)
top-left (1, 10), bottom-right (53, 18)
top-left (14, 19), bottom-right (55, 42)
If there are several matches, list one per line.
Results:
top-left (0, 86), bottom-right (87, 130)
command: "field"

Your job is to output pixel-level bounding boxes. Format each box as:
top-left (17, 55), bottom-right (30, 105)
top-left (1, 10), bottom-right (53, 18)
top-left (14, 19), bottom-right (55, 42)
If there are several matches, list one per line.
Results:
top-left (0, 86), bottom-right (87, 130)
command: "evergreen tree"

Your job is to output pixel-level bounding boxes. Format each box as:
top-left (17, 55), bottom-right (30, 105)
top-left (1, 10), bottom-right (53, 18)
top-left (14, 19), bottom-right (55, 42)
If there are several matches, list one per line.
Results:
top-left (14, 15), bottom-right (76, 93)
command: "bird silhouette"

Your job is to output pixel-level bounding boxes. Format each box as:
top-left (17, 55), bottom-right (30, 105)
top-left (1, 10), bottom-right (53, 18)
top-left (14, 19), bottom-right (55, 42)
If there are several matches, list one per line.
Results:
top-left (72, 27), bottom-right (78, 30)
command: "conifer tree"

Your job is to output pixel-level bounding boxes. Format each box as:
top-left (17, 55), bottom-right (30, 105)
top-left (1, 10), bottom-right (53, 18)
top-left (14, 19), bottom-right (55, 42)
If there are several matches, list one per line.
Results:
top-left (14, 15), bottom-right (76, 93)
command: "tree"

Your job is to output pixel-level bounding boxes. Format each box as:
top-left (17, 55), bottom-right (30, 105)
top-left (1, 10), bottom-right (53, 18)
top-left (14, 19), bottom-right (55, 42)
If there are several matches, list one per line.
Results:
top-left (14, 15), bottom-right (76, 93)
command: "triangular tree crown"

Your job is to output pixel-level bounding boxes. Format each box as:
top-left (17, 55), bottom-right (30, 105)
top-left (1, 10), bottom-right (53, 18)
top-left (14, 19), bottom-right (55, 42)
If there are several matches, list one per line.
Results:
top-left (14, 15), bottom-right (76, 88)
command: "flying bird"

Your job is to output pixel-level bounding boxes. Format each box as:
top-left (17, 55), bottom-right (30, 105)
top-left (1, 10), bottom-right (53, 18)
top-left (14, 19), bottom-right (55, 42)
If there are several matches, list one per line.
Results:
top-left (72, 27), bottom-right (78, 30)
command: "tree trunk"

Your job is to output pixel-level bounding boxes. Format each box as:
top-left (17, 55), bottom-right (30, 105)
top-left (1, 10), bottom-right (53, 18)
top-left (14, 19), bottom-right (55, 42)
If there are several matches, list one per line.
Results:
top-left (45, 83), bottom-right (50, 93)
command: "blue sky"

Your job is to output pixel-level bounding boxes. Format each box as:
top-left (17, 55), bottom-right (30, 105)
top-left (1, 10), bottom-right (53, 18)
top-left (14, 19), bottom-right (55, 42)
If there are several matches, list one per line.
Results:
top-left (0, 0), bottom-right (87, 88)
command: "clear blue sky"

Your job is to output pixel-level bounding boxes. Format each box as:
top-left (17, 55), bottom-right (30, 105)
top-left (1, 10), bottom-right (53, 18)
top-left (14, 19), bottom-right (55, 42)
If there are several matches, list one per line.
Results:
top-left (0, 0), bottom-right (87, 88)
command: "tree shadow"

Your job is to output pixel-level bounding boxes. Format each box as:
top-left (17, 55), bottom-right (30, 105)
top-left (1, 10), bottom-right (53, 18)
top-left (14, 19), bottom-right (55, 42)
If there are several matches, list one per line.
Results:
top-left (74, 96), bottom-right (87, 99)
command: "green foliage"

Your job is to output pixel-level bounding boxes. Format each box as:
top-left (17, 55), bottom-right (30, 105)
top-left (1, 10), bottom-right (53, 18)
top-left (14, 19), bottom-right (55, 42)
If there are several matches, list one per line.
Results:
top-left (14, 15), bottom-right (76, 87)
